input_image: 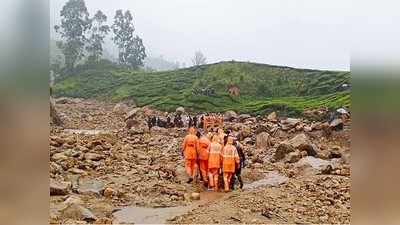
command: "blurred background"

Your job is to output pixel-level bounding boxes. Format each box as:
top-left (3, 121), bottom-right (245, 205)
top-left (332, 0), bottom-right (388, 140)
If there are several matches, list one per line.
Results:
top-left (1, 0), bottom-right (400, 224)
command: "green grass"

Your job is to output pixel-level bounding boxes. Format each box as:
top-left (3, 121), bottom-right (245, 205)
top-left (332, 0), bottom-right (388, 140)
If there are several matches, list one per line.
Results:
top-left (53, 61), bottom-right (350, 116)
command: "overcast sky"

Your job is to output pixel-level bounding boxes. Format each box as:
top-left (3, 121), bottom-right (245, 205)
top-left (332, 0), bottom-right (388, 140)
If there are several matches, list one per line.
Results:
top-left (50, 0), bottom-right (351, 70)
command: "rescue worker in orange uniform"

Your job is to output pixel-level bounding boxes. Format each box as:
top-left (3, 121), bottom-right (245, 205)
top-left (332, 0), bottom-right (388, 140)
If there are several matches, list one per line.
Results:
top-left (217, 128), bottom-right (226, 147)
top-left (222, 136), bottom-right (240, 192)
top-left (197, 132), bottom-right (212, 186)
top-left (181, 127), bottom-right (199, 183)
top-left (208, 135), bottom-right (223, 191)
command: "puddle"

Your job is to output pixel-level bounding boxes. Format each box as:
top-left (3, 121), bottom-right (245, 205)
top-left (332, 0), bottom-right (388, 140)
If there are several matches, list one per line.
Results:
top-left (113, 191), bottom-right (224, 224)
top-left (244, 171), bottom-right (288, 189)
top-left (63, 129), bottom-right (114, 135)
top-left (113, 172), bottom-right (285, 224)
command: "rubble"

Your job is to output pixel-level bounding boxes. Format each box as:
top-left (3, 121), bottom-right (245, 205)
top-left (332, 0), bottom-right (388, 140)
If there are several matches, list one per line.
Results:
top-left (50, 98), bottom-right (350, 224)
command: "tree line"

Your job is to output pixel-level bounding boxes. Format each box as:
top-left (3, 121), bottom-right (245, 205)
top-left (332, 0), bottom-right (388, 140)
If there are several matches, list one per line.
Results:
top-left (54, 0), bottom-right (146, 71)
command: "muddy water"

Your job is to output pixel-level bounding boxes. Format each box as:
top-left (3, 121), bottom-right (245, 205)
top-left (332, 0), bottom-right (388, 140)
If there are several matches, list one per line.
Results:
top-left (244, 171), bottom-right (289, 189)
top-left (113, 172), bottom-right (288, 224)
top-left (63, 129), bottom-right (114, 135)
top-left (113, 191), bottom-right (225, 224)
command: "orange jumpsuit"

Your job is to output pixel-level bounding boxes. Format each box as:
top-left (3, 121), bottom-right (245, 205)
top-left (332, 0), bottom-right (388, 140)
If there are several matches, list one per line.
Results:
top-left (198, 136), bottom-right (211, 182)
top-left (182, 134), bottom-right (199, 178)
top-left (222, 144), bottom-right (240, 191)
top-left (208, 142), bottom-right (222, 190)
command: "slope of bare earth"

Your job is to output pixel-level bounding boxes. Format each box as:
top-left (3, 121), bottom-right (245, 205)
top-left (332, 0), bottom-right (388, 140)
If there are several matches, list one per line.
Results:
top-left (50, 98), bottom-right (350, 224)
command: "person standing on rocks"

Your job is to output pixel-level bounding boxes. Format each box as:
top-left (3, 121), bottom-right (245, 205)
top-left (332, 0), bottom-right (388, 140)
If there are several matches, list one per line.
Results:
top-left (222, 136), bottom-right (240, 192)
top-left (181, 127), bottom-right (199, 183)
top-left (208, 135), bottom-right (223, 191)
top-left (230, 137), bottom-right (246, 190)
top-left (197, 132), bottom-right (212, 187)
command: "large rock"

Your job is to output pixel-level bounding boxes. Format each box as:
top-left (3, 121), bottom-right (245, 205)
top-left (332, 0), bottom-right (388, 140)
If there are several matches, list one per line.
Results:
top-left (287, 133), bottom-right (309, 148)
top-left (329, 118), bottom-right (344, 130)
top-left (224, 110), bottom-right (238, 121)
top-left (77, 178), bottom-right (105, 196)
top-left (274, 143), bottom-right (296, 161)
top-left (256, 132), bottom-right (271, 149)
top-left (176, 107), bottom-right (185, 114)
top-left (61, 203), bottom-right (97, 222)
top-left (113, 103), bottom-right (129, 115)
top-left (50, 179), bottom-right (71, 195)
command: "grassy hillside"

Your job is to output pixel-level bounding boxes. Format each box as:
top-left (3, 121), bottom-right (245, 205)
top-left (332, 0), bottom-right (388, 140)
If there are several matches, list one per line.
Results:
top-left (53, 61), bottom-right (350, 116)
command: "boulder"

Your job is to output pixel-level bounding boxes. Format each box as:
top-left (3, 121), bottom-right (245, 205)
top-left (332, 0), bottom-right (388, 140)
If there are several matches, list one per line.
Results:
top-left (50, 179), bottom-right (71, 195)
top-left (113, 103), bottom-right (129, 115)
top-left (255, 132), bottom-right (271, 150)
top-left (267, 112), bottom-right (278, 122)
top-left (274, 143), bottom-right (296, 161)
top-left (329, 118), bottom-right (344, 130)
top-left (61, 203), bottom-right (97, 222)
top-left (84, 153), bottom-right (103, 161)
top-left (77, 178), bottom-right (105, 196)
top-left (287, 133), bottom-right (309, 148)
top-left (224, 110), bottom-right (238, 121)
top-left (176, 107), bottom-right (185, 114)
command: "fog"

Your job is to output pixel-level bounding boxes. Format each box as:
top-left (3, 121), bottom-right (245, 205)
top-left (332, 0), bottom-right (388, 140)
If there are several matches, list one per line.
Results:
top-left (50, 0), bottom-right (351, 70)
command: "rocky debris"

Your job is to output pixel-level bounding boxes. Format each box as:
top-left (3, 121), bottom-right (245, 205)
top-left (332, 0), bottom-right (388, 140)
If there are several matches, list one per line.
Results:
top-left (50, 179), bottom-right (71, 195)
top-left (224, 110), bottom-right (238, 121)
top-left (61, 203), bottom-right (97, 222)
top-left (125, 108), bottom-right (141, 120)
top-left (113, 103), bottom-right (129, 115)
top-left (267, 111), bottom-right (278, 122)
top-left (256, 132), bottom-right (271, 150)
top-left (51, 98), bottom-right (350, 224)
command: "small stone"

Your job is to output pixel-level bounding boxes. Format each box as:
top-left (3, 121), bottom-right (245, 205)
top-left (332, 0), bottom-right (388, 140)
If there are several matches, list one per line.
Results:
top-left (191, 192), bottom-right (200, 200)
top-left (103, 187), bottom-right (116, 198)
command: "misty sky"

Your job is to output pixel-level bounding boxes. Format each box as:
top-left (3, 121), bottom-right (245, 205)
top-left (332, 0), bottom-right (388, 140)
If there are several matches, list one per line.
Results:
top-left (50, 0), bottom-right (351, 70)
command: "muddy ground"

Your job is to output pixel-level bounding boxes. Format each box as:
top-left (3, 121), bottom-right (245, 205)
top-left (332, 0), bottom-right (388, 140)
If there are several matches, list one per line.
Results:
top-left (50, 98), bottom-right (350, 224)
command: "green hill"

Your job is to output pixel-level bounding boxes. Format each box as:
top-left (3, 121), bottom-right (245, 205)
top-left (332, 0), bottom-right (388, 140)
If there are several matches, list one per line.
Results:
top-left (53, 61), bottom-right (350, 116)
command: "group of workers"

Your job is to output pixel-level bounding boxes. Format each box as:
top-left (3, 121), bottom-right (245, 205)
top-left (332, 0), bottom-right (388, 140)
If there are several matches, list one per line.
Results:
top-left (147, 112), bottom-right (225, 131)
top-left (181, 127), bottom-right (246, 192)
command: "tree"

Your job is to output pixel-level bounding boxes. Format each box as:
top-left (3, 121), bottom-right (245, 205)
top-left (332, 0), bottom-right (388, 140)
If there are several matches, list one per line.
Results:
top-left (112, 10), bottom-right (146, 69)
top-left (86, 10), bottom-right (110, 63)
top-left (54, 0), bottom-right (91, 71)
top-left (192, 51), bottom-right (207, 66)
